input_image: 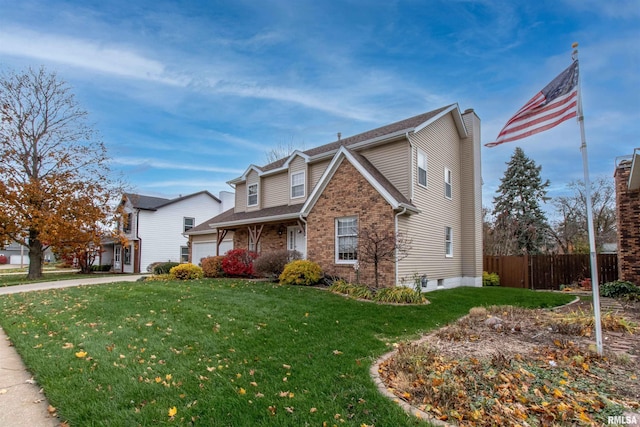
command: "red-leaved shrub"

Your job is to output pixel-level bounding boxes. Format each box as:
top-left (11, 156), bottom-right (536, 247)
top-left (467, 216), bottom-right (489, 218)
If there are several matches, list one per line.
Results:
top-left (221, 249), bottom-right (258, 277)
top-left (0, 254), bottom-right (7, 265)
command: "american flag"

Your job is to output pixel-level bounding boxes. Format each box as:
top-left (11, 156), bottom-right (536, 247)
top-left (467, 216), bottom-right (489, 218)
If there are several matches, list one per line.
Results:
top-left (486, 60), bottom-right (579, 147)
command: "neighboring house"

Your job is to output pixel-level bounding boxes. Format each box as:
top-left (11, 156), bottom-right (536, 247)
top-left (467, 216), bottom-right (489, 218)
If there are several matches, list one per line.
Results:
top-left (614, 148), bottom-right (640, 285)
top-left (106, 191), bottom-right (232, 273)
top-left (196, 104), bottom-right (482, 289)
top-left (0, 241), bottom-right (55, 265)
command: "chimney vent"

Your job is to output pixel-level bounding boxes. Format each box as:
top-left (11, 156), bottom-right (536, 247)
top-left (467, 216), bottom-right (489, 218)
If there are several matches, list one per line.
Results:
top-left (337, 132), bottom-right (341, 141)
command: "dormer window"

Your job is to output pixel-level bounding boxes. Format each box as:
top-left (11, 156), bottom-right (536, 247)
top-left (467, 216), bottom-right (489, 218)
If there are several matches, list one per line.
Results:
top-left (291, 171), bottom-right (305, 198)
top-left (247, 183), bottom-right (258, 206)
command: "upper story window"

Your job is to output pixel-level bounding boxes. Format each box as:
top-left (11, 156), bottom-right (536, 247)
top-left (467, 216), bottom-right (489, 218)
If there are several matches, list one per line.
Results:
top-left (336, 216), bottom-right (358, 263)
top-left (184, 217), bottom-right (195, 232)
top-left (291, 171), bottom-right (305, 199)
top-left (123, 212), bottom-right (132, 233)
top-left (417, 149), bottom-right (428, 187)
top-left (445, 226), bottom-right (453, 257)
top-left (445, 167), bottom-right (452, 199)
top-left (247, 183), bottom-right (258, 206)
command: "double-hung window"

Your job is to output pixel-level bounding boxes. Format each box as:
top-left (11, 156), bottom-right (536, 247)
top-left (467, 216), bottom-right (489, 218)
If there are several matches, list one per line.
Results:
top-left (336, 217), bottom-right (358, 263)
top-left (291, 171), bottom-right (305, 199)
top-left (445, 226), bottom-right (453, 257)
top-left (445, 167), bottom-right (452, 199)
top-left (123, 246), bottom-right (132, 265)
top-left (247, 183), bottom-right (258, 206)
top-left (183, 217), bottom-right (195, 232)
top-left (417, 150), bottom-right (428, 187)
top-left (180, 246), bottom-right (189, 263)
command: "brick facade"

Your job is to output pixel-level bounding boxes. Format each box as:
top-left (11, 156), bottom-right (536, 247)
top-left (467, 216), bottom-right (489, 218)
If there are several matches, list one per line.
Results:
top-left (306, 160), bottom-right (397, 287)
top-left (615, 163), bottom-right (640, 285)
top-left (233, 222), bottom-right (298, 254)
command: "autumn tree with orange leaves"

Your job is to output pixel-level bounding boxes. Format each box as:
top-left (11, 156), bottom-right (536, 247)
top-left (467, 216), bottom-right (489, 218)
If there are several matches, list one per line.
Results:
top-left (0, 67), bottom-right (125, 278)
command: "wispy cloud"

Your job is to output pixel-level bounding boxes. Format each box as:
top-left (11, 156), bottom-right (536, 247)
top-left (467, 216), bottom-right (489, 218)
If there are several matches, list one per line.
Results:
top-left (0, 27), bottom-right (187, 86)
top-left (112, 157), bottom-right (243, 174)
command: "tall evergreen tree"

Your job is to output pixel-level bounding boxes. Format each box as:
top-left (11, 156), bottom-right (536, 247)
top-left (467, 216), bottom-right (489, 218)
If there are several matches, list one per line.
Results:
top-left (492, 147), bottom-right (551, 255)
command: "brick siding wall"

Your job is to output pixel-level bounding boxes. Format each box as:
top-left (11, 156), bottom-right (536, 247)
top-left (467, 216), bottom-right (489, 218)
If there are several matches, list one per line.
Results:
top-left (306, 160), bottom-right (397, 287)
top-left (615, 164), bottom-right (640, 285)
top-left (232, 222), bottom-right (297, 254)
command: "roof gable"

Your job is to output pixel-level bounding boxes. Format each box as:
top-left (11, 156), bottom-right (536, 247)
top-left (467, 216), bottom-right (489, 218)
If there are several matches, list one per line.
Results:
top-left (301, 146), bottom-right (419, 216)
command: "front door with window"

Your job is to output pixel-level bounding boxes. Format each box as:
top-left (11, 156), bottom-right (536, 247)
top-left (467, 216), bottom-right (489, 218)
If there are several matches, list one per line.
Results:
top-left (287, 226), bottom-right (306, 258)
top-left (114, 245), bottom-right (121, 272)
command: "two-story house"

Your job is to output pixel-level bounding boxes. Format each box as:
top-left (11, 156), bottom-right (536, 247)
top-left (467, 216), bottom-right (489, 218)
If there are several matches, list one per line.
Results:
top-left (107, 191), bottom-right (233, 273)
top-left (195, 104), bottom-right (482, 289)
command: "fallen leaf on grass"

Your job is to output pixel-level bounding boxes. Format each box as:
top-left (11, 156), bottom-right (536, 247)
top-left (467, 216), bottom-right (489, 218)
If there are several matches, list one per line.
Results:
top-left (62, 343), bottom-right (74, 349)
top-left (168, 406), bottom-right (177, 417)
top-left (333, 350), bottom-right (343, 355)
top-left (75, 351), bottom-right (87, 358)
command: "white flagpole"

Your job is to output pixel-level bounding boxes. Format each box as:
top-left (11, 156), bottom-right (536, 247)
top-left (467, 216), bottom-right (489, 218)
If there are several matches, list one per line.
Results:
top-left (573, 42), bottom-right (604, 356)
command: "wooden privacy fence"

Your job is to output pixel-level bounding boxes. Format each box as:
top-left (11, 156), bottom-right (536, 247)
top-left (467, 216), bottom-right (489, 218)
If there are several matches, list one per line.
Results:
top-left (483, 254), bottom-right (618, 290)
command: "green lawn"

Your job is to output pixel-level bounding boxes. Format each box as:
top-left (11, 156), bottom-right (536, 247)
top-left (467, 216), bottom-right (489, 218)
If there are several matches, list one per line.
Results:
top-left (0, 280), bottom-right (573, 426)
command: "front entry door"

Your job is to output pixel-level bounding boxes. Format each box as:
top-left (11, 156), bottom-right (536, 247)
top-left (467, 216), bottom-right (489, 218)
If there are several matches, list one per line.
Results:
top-left (287, 226), bottom-right (306, 259)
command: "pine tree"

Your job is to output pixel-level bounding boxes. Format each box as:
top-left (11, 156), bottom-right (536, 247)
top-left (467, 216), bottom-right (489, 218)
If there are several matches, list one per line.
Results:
top-left (492, 147), bottom-right (551, 255)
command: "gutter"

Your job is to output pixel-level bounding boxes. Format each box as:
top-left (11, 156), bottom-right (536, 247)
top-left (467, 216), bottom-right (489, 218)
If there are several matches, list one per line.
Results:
top-left (394, 207), bottom-right (407, 286)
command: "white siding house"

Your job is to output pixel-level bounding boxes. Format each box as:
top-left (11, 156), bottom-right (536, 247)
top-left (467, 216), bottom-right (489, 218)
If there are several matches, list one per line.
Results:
top-left (113, 191), bottom-right (233, 273)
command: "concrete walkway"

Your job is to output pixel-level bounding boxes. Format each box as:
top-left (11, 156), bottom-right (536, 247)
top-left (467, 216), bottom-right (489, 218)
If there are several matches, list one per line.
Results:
top-left (0, 274), bottom-right (145, 426)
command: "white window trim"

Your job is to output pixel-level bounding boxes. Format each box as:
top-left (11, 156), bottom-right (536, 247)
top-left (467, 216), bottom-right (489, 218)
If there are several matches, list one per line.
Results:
top-left (445, 226), bottom-right (453, 258)
top-left (183, 217), bottom-right (195, 233)
top-left (247, 183), bottom-right (259, 207)
top-left (417, 149), bottom-right (428, 188)
top-left (290, 171), bottom-right (305, 199)
top-left (335, 216), bottom-right (358, 264)
top-left (180, 246), bottom-right (189, 263)
top-left (444, 167), bottom-right (452, 200)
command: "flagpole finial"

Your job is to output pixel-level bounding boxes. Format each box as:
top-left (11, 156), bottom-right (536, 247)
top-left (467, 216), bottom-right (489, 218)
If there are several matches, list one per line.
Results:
top-left (572, 42), bottom-right (579, 48)
top-left (572, 42), bottom-right (579, 61)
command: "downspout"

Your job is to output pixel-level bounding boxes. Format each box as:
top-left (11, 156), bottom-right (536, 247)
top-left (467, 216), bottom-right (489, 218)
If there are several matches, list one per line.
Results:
top-left (405, 131), bottom-right (414, 202)
top-left (394, 207), bottom-right (407, 286)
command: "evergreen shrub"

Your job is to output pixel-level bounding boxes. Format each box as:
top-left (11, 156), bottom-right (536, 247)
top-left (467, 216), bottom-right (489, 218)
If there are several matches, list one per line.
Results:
top-left (483, 271), bottom-right (500, 287)
top-left (153, 262), bottom-right (180, 275)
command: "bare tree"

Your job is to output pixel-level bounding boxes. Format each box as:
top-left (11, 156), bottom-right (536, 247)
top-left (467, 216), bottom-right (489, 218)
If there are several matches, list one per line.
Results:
top-left (264, 137), bottom-right (305, 164)
top-left (0, 67), bottom-right (125, 279)
top-left (357, 225), bottom-right (412, 288)
top-left (551, 177), bottom-right (616, 253)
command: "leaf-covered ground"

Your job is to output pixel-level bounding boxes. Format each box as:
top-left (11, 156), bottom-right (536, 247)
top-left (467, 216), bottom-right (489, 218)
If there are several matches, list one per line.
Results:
top-left (378, 300), bottom-right (640, 426)
top-left (0, 280), bottom-right (573, 426)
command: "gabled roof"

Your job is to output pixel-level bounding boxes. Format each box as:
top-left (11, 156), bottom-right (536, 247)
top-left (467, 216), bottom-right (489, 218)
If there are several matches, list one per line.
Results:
top-left (301, 146), bottom-right (419, 215)
top-left (228, 104), bottom-right (467, 185)
top-left (124, 191), bottom-right (220, 211)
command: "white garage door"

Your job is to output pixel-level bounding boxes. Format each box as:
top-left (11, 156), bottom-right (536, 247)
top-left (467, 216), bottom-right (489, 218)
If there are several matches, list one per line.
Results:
top-left (192, 241), bottom-right (234, 264)
top-left (192, 242), bottom-right (216, 265)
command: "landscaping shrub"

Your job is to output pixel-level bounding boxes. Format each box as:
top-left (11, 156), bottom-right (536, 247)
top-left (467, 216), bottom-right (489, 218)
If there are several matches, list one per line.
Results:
top-left (221, 249), bottom-right (257, 277)
top-left (253, 249), bottom-right (301, 280)
top-left (373, 287), bottom-right (427, 304)
top-left (328, 281), bottom-right (374, 300)
top-left (201, 256), bottom-right (225, 278)
top-left (152, 262), bottom-right (180, 275)
top-left (483, 271), bottom-right (500, 287)
top-left (0, 254), bottom-right (7, 264)
top-left (600, 280), bottom-right (640, 298)
top-left (90, 264), bottom-right (112, 272)
top-left (279, 260), bottom-right (322, 286)
top-left (169, 263), bottom-right (204, 280)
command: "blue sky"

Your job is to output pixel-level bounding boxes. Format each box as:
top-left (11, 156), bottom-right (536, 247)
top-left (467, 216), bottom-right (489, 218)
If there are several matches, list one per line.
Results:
top-left (1, 0), bottom-right (638, 214)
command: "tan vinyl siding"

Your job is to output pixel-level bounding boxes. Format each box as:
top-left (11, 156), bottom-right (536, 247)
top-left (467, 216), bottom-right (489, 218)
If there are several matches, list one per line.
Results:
top-left (359, 140), bottom-right (410, 199)
top-left (397, 113), bottom-right (463, 282)
top-left (235, 182), bottom-right (247, 212)
top-left (262, 172), bottom-right (288, 208)
top-left (309, 159), bottom-right (331, 192)
top-left (246, 170), bottom-right (260, 212)
top-left (288, 155), bottom-right (308, 204)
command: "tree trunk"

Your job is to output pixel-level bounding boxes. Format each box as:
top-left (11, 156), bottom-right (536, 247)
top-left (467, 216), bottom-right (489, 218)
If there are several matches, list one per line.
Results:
top-left (27, 229), bottom-right (44, 279)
